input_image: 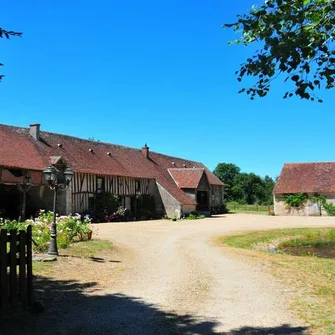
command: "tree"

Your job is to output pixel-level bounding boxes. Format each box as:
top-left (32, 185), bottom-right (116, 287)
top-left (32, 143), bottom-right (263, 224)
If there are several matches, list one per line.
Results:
top-left (0, 27), bottom-right (22, 82)
top-left (213, 163), bottom-right (241, 201)
top-left (214, 163), bottom-right (276, 205)
top-left (223, 0), bottom-right (335, 102)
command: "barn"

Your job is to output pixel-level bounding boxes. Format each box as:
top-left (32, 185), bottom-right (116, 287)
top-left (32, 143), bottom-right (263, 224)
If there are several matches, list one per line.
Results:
top-left (273, 162), bottom-right (335, 216)
top-left (0, 123), bottom-right (224, 220)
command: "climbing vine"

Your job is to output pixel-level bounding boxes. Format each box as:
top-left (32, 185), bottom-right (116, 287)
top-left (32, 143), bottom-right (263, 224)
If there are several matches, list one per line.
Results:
top-left (284, 193), bottom-right (335, 216)
top-left (284, 193), bottom-right (309, 208)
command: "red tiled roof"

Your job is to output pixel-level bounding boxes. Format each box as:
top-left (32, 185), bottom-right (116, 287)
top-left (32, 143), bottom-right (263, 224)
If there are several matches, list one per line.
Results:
top-left (168, 168), bottom-right (204, 188)
top-left (0, 124), bottom-right (223, 205)
top-left (273, 162), bottom-right (335, 194)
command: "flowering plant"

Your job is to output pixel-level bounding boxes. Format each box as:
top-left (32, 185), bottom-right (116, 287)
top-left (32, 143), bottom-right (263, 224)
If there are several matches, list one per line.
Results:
top-left (0, 211), bottom-right (94, 252)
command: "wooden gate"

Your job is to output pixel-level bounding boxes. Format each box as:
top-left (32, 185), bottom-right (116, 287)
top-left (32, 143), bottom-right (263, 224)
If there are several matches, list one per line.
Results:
top-left (0, 225), bottom-right (33, 309)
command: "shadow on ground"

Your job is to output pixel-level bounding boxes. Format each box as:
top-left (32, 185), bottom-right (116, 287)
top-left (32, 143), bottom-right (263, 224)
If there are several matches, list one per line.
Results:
top-left (1, 276), bottom-right (308, 335)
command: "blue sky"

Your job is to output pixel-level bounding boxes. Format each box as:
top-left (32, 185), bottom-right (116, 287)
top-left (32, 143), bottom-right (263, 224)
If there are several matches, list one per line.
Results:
top-left (1, 1), bottom-right (334, 178)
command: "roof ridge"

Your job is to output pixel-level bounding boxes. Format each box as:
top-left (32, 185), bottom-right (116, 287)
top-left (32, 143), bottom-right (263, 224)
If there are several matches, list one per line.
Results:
top-left (168, 168), bottom-right (204, 171)
top-left (285, 162), bottom-right (335, 165)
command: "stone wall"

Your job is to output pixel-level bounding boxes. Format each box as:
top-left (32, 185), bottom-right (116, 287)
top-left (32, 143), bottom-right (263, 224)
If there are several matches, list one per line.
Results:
top-left (148, 180), bottom-right (164, 215)
top-left (274, 193), bottom-right (335, 216)
top-left (181, 204), bottom-right (196, 215)
top-left (156, 182), bottom-right (182, 218)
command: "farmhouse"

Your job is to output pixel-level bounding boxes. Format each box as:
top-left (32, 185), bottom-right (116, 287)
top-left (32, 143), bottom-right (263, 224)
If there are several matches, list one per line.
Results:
top-left (273, 162), bottom-right (335, 216)
top-left (0, 123), bottom-right (223, 220)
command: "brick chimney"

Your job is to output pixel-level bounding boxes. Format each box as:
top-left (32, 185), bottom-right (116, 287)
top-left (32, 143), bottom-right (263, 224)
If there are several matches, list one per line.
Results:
top-left (142, 143), bottom-right (149, 158)
top-left (29, 123), bottom-right (40, 140)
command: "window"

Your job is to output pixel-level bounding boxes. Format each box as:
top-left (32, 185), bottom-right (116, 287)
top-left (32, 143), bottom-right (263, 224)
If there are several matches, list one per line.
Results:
top-left (96, 177), bottom-right (105, 193)
top-left (135, 180), bottom-right (141, 194)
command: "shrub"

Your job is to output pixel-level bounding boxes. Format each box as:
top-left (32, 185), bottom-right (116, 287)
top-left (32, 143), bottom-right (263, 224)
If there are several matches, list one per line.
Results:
top-left (284, 193), bottom-right (309, 208)
top-left (137, 195), bottom-right (156, 219)
top-left (0, 210), bottom-right (93, 252)
top-left (323, 202), bottom-right (335, 216)
top-left (210, 204), bottom-right (228, 215)
top-left (185, 212), bottom-right (205, 220)
top-left (93, 194), bottom-right (120, 222)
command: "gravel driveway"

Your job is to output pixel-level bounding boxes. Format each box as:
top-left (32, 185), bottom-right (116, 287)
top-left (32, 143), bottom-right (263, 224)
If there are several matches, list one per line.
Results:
top-left (9, 214), bottom-right (334, 334)
top-left (87, 214), bottom-right (333, 334)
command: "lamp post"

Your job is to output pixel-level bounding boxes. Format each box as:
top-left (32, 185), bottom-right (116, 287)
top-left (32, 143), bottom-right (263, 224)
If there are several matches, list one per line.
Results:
top-left (43, 166), bottom-right (74, 255)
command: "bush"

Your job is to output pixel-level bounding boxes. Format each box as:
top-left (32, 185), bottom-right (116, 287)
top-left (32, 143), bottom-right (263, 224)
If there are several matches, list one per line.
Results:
top-left (93, 194), bottom-right (120, 222)
top-left (109, 206), bottom-right (133, 222)
top-left (0, 210), bottom-right (93, 252)
top-left (136, 195), bottom-right (156, 219)
top-left (184, 212), bottom-right (205, 220)
top-left (210, 204), bottom-right (228, 215)
top-left (322, 202), bottom-right (335, 216)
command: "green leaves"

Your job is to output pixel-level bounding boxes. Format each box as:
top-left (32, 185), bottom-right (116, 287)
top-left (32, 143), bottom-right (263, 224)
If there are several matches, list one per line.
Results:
top-left (0, 27), bottom-right (22, 82)
top-left (223, 0), bottom-right (335, 102)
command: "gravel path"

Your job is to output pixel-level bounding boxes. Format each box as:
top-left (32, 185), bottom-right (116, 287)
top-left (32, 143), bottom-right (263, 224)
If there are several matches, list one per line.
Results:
top-left (85, 214), bottom-right (333, 334)
top-left (9, 214), bottom-right (334, 334)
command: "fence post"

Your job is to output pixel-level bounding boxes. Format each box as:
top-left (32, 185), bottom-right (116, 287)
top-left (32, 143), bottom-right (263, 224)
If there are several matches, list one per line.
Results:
top-left (19, 230), bottom-right (27, 305)
top-left (10, 230), bottom-right (18, 308)
top-left (26, 225), bottom-right (33, 305)
top-left (0, 229), bottom-right (8, 309)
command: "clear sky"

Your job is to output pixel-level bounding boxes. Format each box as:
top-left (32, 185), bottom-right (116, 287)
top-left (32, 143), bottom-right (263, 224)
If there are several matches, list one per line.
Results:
top-left (1, 1), bottom-right (334, 178)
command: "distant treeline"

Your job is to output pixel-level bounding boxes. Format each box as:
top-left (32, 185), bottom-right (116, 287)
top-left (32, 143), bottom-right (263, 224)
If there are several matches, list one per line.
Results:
top-left (213, 163), bottom-right (275, 205)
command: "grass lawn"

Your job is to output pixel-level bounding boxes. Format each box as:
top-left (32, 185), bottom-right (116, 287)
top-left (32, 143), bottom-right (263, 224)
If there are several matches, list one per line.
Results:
top-left (216, 228), bottom-right (335, 335)
top-left (227, 210), bottom-right (269, 215)
top-left (226, 202), bottom-right (271, 215)
top-left (33, 239), bottom-right (113, 276)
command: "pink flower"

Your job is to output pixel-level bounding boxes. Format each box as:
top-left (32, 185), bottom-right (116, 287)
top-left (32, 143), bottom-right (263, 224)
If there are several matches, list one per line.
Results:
top-left (46, 242), bottom-right (50, 246)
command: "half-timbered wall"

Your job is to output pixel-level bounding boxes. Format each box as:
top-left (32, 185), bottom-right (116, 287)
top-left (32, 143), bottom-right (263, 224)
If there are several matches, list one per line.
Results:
top-left (71, 173), bottom-right (151, 213)
top-left (210, 185), bottom-right (224, 207)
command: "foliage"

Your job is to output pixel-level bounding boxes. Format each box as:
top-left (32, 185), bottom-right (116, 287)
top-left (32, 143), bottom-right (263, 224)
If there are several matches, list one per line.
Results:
top-left (322, 201), bottom-right (335, 216)
top-left (223, 0), bottom-right (335, 102)
top-left (284, 192), bottom-right (335, 215)
top-left (210, 204), bottom-right (228, 215)
top-left (0, 210), bottom-right (93, 252)
top-left (137, 195), bottom-right (157, 219)
top-left (0, 27), bottom-right (22, 82)
top-left (279, 229), bottom-right (335, 248)
top-left (220, 227), bottom-right (334, 251)
top-left (213, 163), bottom-right (275, 205)
top-left (284, 193), bottom-right (309, 208)
top-left (108, 206), bottom-right (133, 222)
top-left (184, 212), bottom-right (205, 220)
top-left (93, 194), bottom-right (120, 222)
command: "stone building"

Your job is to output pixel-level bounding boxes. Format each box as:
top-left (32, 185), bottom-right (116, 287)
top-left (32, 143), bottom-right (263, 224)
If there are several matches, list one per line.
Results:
top-left (273, 162), bottom-right (335, 216)
top-left (0, 123), bottom-right (224, 220)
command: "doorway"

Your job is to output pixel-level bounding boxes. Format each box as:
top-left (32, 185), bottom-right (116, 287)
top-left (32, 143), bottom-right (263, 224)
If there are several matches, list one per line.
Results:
top-left (196, 190), bottom-right (209, 211)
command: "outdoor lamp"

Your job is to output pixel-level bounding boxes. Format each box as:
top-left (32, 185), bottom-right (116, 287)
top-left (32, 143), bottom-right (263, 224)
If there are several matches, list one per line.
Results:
top-left (64, 167), bottom-right (74, 184)
top-left (43, 166), bottom-right (57, 184)
top-left (42, 165), bottom-right (74, 256)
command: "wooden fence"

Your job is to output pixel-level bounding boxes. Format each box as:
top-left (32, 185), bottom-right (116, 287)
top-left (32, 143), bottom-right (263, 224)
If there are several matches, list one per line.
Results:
top-left (227, 202), bottom-right (273, 213)
top-left (0, 225), bottom-right (33, 309)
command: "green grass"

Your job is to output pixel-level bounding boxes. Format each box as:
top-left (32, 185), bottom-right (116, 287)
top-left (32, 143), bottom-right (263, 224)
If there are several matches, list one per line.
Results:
top-left (221, 228), bottom-right (309, 249)
top-left (217, 228), bottom-right (335, 335)
top-left (65, 239), bottom-right (113, 258)
top-left (226, 202), bottom-right (272, 215)
top-left (280, 230), bottom-right (335, 248)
